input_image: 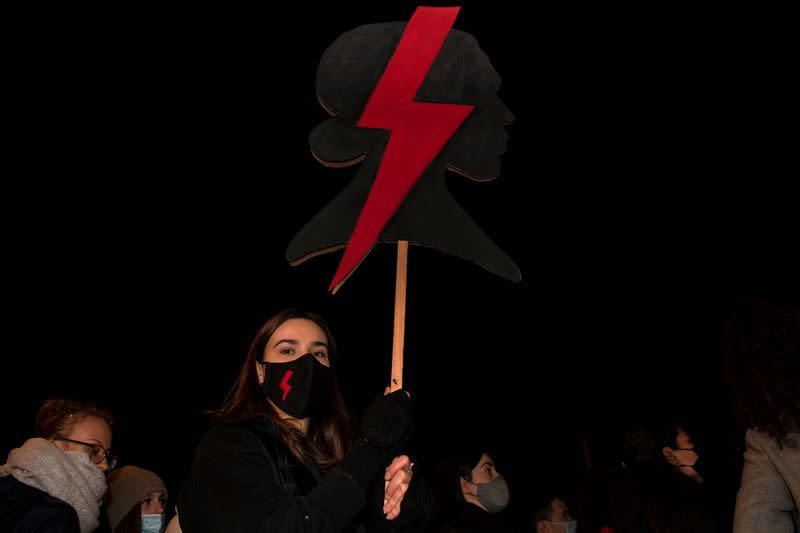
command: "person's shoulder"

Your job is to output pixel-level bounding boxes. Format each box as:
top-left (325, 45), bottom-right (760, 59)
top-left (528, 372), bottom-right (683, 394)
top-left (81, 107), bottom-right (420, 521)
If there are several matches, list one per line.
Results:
top-left (746, 428), bottom-right (800, 459)
top-left (36, 502), bottom-right (81, 532)
top-left (196, 416), bottom-right (277, 454)
top-left (745, 428), bottom-right (768, 443)
top-left (0, 477), bottom-right (80, 532)
top-left (745, 428), bottom-right (783, 449)
top-left (1, 476), bottom-right (70, 509)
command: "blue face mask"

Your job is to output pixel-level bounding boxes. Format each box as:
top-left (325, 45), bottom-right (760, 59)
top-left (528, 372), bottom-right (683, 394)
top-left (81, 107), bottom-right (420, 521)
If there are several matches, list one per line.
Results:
top-left (542, 519), bottom-right (578, 533)
top-left (141, 513), bottom-right (164, 533)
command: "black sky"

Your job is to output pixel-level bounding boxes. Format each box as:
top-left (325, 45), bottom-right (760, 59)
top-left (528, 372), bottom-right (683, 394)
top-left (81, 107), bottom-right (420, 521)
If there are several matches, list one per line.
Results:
top-left (3, 1), bottom-right (796, 505)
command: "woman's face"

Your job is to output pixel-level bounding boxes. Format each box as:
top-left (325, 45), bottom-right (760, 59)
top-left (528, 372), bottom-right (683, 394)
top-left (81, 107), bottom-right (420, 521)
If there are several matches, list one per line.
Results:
top-left (261, 318), bottom-right (331, 369)
top-left (54, 415), bottom-right (114, 471)
top-left (469, 453), bottom-right (500, 484)
top-left (141, 490), bottom-right (166, 515)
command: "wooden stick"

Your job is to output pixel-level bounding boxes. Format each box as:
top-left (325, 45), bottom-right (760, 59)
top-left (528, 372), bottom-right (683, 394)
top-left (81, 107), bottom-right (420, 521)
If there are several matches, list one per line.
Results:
top-left (391, 241), bottom-right (408, 390)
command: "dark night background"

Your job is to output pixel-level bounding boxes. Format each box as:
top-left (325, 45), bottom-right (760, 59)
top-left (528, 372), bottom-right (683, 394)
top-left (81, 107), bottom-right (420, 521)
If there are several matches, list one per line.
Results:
top-left (3, 0), bottom-right (796, 524)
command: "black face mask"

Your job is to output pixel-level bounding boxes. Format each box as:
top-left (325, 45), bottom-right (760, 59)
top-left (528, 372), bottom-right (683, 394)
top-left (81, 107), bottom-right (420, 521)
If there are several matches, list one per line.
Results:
top-left (691, 453), bottom-right (705, 480)
top-left (261, 353), bottom-right (333, 419)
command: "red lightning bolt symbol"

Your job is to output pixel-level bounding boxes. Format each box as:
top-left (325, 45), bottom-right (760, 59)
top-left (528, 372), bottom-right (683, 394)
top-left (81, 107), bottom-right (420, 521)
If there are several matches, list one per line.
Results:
top-left (329, 6), bottom-right (474, 292)
top-left (279, 370), bottom-right (293, 401)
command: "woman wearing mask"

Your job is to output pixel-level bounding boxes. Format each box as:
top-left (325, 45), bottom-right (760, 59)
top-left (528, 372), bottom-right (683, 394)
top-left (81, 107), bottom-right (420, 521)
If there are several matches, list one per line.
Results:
top-left (440, 448), bottom-right (515, 533)
top-left (176, 307), bottom-right (426, 532)
top-left (0, 397), bottom-right (115, 533)
top-left (106, 465), bottom-right (168, 533)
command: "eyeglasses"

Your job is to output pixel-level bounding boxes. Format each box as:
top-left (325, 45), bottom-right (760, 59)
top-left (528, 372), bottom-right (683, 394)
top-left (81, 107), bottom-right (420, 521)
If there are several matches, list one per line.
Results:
top-left (54, 436), bottom-right (117, 470)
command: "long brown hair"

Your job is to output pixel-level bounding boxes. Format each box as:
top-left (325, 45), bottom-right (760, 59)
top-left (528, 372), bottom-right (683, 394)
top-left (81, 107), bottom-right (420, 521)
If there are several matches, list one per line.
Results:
top-left (724, 298), bottom-right (800, 445)
top-left (217, 308), bottom-right (353, 470)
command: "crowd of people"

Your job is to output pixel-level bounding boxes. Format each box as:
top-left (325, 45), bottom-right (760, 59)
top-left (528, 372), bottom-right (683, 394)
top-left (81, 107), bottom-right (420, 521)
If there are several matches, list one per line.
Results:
top-left (1, 299), bottom-right (797, 532)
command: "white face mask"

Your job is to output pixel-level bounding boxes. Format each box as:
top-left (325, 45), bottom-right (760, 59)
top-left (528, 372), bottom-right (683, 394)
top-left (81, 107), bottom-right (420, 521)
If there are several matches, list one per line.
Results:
top-left (542, 519), bottom-right (578, 533)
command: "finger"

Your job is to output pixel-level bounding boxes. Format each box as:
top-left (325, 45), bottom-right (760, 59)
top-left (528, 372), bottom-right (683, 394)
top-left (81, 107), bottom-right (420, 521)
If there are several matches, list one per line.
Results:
top-left (386, 501), bottom-right (401, 520)
top-left (384, 469), bottom-right (411, 500)
top-left (381, 462), bottom-right (404, 496)
top-left (384, 455), bottom-right (411, 480)
top-left (383, 478), bottom-right (410, 515)
top-left (386, 500), bottom-right (402, 520)
top-left (384, 469), bottom-right (412, 505)
top-left (384, 480), bottom-right (410, 518)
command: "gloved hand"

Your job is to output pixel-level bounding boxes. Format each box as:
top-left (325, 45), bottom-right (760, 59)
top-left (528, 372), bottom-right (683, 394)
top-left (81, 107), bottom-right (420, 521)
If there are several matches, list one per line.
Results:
top-left (335, 389), bottom-right (414, 494)
top-left (359, 389), bottom-right (413, 456)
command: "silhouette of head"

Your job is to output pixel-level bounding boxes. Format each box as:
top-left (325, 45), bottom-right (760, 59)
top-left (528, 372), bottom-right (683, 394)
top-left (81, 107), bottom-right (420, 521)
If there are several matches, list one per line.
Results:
top-left (311, 21), bottom-right (513, 180)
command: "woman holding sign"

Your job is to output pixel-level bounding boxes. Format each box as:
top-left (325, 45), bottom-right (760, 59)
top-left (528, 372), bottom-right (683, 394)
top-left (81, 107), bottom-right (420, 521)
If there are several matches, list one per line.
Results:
top-left (176, 308), bottom-right (426, 532)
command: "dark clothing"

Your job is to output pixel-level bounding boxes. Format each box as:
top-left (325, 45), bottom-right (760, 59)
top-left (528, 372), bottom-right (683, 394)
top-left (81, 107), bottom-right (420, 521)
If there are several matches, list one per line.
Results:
top-left (441, 501), bottom-right (518, 533)
top-left (0, 475), bottom-right (80, 533)
top-left (651, 469), bottom-right (717, 532)
top-left (598, 461), bottom-right (719, 533)
top-left (92, 508), bottom-right (112, 533)
top-left (178, 416), bottom-right (428, 532)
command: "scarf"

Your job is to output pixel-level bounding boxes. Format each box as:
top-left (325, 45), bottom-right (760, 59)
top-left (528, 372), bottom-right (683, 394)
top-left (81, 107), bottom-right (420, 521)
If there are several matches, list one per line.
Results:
top-left (0, 437), bottom-right (107, 533)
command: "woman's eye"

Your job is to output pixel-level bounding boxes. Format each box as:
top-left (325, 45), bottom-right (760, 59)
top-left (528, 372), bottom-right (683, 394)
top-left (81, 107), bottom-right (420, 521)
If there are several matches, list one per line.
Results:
top-left (313, 351), bottom-right (327, 359)
top-left (280, 348), bottom-right (294, 356)
top-left (143, 498), bottom-right (151, 505)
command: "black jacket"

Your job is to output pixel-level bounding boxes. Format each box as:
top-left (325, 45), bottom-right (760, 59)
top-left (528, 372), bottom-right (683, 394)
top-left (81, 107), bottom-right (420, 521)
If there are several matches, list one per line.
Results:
top-left (177, 417), bottom-right (428, 532)
top-left (0, 475), bottom-right (80, 533)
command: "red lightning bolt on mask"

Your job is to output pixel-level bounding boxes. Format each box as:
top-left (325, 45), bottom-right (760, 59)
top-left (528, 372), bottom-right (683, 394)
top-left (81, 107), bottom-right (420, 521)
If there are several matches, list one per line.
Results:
top-left (279, 370), bottom-right (293, 401)
top-left (328, 6), bottom-right (474, 292)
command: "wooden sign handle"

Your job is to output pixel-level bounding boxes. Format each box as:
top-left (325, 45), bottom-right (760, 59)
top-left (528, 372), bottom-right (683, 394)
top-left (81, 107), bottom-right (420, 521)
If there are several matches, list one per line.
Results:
top-left (391, 241), bottom-right (408, 390)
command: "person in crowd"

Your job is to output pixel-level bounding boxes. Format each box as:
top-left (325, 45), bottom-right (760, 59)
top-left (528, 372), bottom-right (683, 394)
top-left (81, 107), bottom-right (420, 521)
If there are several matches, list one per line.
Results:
top-left (662, 423), bottom-right (706, 484)
top-left (0, 397), bottom-right (115, 533)
top-left (106, 465), bottom-right (168, 533)
top-left (437, 446), bottom-right (516, 533)
top-left (727, 298), bottom-right (800, 532)
top-left (530, 493), bottom-right (577, 533)
top-left (176, 307), bottom-right (427, 531)
top-left (584, 418), bottom-right (724, 533)
top-left (650, 421), bottom-right (718, 532)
